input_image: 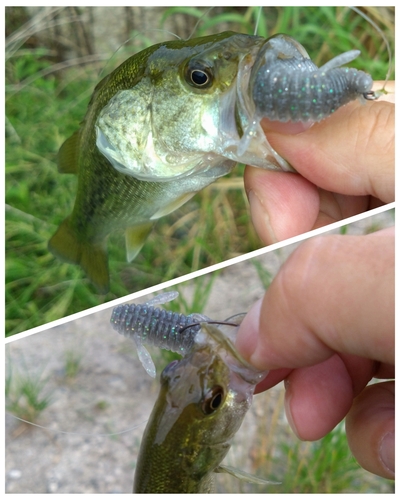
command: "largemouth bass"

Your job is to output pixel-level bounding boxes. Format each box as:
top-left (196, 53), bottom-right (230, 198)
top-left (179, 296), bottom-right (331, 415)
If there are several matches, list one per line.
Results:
top-left (133, 322), bottom-right (275, 493)
top-left (49, 31), bottom-right (374, 293)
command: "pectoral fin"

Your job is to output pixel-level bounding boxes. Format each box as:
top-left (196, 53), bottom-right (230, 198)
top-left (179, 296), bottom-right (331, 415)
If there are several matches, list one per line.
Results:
top-left (125, 223), bottom-right (154, 262)
top-left (215, 464), bottom-right (280, 485)
top-left (150, 192), bottom-right (195, 220)
top-left (57, 131), bottom-right (81, 174)
top-left (48, 217), bottom-right (109, 294)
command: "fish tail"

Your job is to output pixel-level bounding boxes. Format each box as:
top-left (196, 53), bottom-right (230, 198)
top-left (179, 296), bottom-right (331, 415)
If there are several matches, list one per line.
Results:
top-left (48, 217), bottom-right (110, 294)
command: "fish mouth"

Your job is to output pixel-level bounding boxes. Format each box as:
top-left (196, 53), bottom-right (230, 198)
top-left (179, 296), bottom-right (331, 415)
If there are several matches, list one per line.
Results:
top-left (216, 37), bottom-right (295, 172)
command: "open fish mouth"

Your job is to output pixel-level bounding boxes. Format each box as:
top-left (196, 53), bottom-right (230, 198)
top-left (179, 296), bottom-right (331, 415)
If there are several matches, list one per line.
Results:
top-left (95, 31), bottom-right (373, 181)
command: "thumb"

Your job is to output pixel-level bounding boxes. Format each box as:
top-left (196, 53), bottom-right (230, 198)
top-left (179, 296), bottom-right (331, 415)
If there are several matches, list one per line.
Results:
top-left (346, 381), bottom-right (394, 480)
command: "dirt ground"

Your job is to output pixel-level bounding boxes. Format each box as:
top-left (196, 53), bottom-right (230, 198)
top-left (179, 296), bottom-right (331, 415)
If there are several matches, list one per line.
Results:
top-left (5, 209), bottom-right (394, 493)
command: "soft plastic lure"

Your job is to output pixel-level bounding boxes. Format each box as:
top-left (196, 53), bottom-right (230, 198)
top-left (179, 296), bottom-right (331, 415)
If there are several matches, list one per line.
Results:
top-left (250, 34), bottom-right (375, 123)
top-left (110, 292), bottom-right (244, 378)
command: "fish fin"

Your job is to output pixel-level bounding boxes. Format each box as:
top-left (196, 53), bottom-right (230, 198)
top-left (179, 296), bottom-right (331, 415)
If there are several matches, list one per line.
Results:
top-left (150, 192), bottom-right (195, 220)
top-left (48, 217), bottom-right (109, 294)
top-left (57, 131), bottom-right (81, 174)
top-left (125, 223), bottom-right (153, 263)
top-left (215, 464), bottom-right (280, 485)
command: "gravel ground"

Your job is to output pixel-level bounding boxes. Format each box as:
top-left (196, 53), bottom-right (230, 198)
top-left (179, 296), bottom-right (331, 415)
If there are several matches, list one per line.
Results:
top-left (5, 209), bottom-right (394, 493)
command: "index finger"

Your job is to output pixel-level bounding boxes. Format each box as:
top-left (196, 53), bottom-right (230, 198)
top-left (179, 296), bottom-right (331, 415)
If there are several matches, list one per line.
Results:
top-left (265, 98), bottom-right (394, 203)
top-left (236, 228), bottom-right (394, 371)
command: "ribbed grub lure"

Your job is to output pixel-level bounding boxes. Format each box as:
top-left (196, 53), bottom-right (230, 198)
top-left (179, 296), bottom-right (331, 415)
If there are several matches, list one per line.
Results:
top-left (251, 34), bottom-right (375, 123)
top-left (110, 292), bottom-right (244, 378)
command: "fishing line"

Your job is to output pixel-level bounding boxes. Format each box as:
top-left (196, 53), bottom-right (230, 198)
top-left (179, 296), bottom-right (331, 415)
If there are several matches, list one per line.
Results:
top-left (7, 412), bottom-right (148, 437)
top-left (186, 7), bottom-right (215, 41)
top-left (350, 6), bottom-right (392, 95)
top-left (179, 320), bottom-right (240, 334)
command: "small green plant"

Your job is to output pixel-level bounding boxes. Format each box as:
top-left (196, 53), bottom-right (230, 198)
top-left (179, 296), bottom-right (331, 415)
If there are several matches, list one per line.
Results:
top-left (270, 423), bottom-right (361, 492)
top-left (95, 400), bottom-right (109, 411)
top-left (6, 363), bottom-right (53, 423)
top-left (252, 259), bottom-right (274, 289)
top-left (64, 350), bottom-right (83, 379)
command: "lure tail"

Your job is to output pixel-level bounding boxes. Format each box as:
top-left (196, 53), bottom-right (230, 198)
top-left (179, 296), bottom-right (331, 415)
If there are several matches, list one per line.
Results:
top-left (48, 216), bottom-right (109, 293)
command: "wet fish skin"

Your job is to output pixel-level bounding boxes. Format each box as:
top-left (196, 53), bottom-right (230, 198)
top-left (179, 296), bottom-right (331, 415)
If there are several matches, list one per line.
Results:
top-left (133, 323), bottom-right (268, 493)
top-left (48, 32), bottom-right (271, 294)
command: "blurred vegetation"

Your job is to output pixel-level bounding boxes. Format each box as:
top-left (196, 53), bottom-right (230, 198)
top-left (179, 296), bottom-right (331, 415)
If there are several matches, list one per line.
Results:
top-left (247, 413), bottom-right (394, 493)
top-left (5, 6), bottom-right (394, 336)
top-left (5, 360), bottom-right (53, 424)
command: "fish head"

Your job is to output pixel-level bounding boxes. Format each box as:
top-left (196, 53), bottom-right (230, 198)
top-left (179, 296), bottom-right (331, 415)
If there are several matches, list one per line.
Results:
top-left (96, 31), bottom-right (293, 183)
top-left (136, 322), bottom-right (268, 488)
top-left (147, 343), bottom-right (248, 480)
top-left (153, 321), bottom-right (267, 446)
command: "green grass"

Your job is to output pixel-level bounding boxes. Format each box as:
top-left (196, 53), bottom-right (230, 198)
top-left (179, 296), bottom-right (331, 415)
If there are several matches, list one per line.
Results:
top-left (250, 419), bottom-right (393, 494)
top-left (64, 350), bottom-right (83, 379)
top-left (5, 7), bottom-right (394, 336)
top-left (5, 361), bottom-right (53, 423)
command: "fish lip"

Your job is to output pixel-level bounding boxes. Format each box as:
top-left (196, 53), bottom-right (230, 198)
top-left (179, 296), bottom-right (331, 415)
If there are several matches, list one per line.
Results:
top-left (219, 37), bottom-right (294, 172)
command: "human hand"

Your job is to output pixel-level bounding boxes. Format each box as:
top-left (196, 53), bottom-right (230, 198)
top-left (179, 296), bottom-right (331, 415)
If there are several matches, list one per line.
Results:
top-left (236, 227), bottom-right (394, 479)
top-left (245, 82), bottom-right (395, 244)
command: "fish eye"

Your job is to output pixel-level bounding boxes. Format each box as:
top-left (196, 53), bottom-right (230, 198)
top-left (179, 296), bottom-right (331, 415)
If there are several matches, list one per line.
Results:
top-left (185, 61), bottom-right (213, 89)
top-left (202, 385), bottom-right (225, 414)
top-left (190, 69), bottom-right (209, 86)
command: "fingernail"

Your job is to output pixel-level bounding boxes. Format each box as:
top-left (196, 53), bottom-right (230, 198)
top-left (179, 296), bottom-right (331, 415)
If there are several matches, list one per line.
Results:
top-left (379, 431), bottom-right (394, 475)
top-left (236, 299), bottom-right (262, 363)
top-left (284, 379), bottom-right (300, 438)
top-left (247, 190), bottom-right (277, 243)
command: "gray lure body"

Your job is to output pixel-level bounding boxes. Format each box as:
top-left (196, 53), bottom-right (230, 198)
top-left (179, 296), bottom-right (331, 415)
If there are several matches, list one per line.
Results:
top-left (111, 292), bottom-right (209, 377)
top-left (251, 34), bottom-right (374, 122)
top-left (110, 292), bottom-right (245, 378)
top-left (111, 302), bottom-right (201, 354)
